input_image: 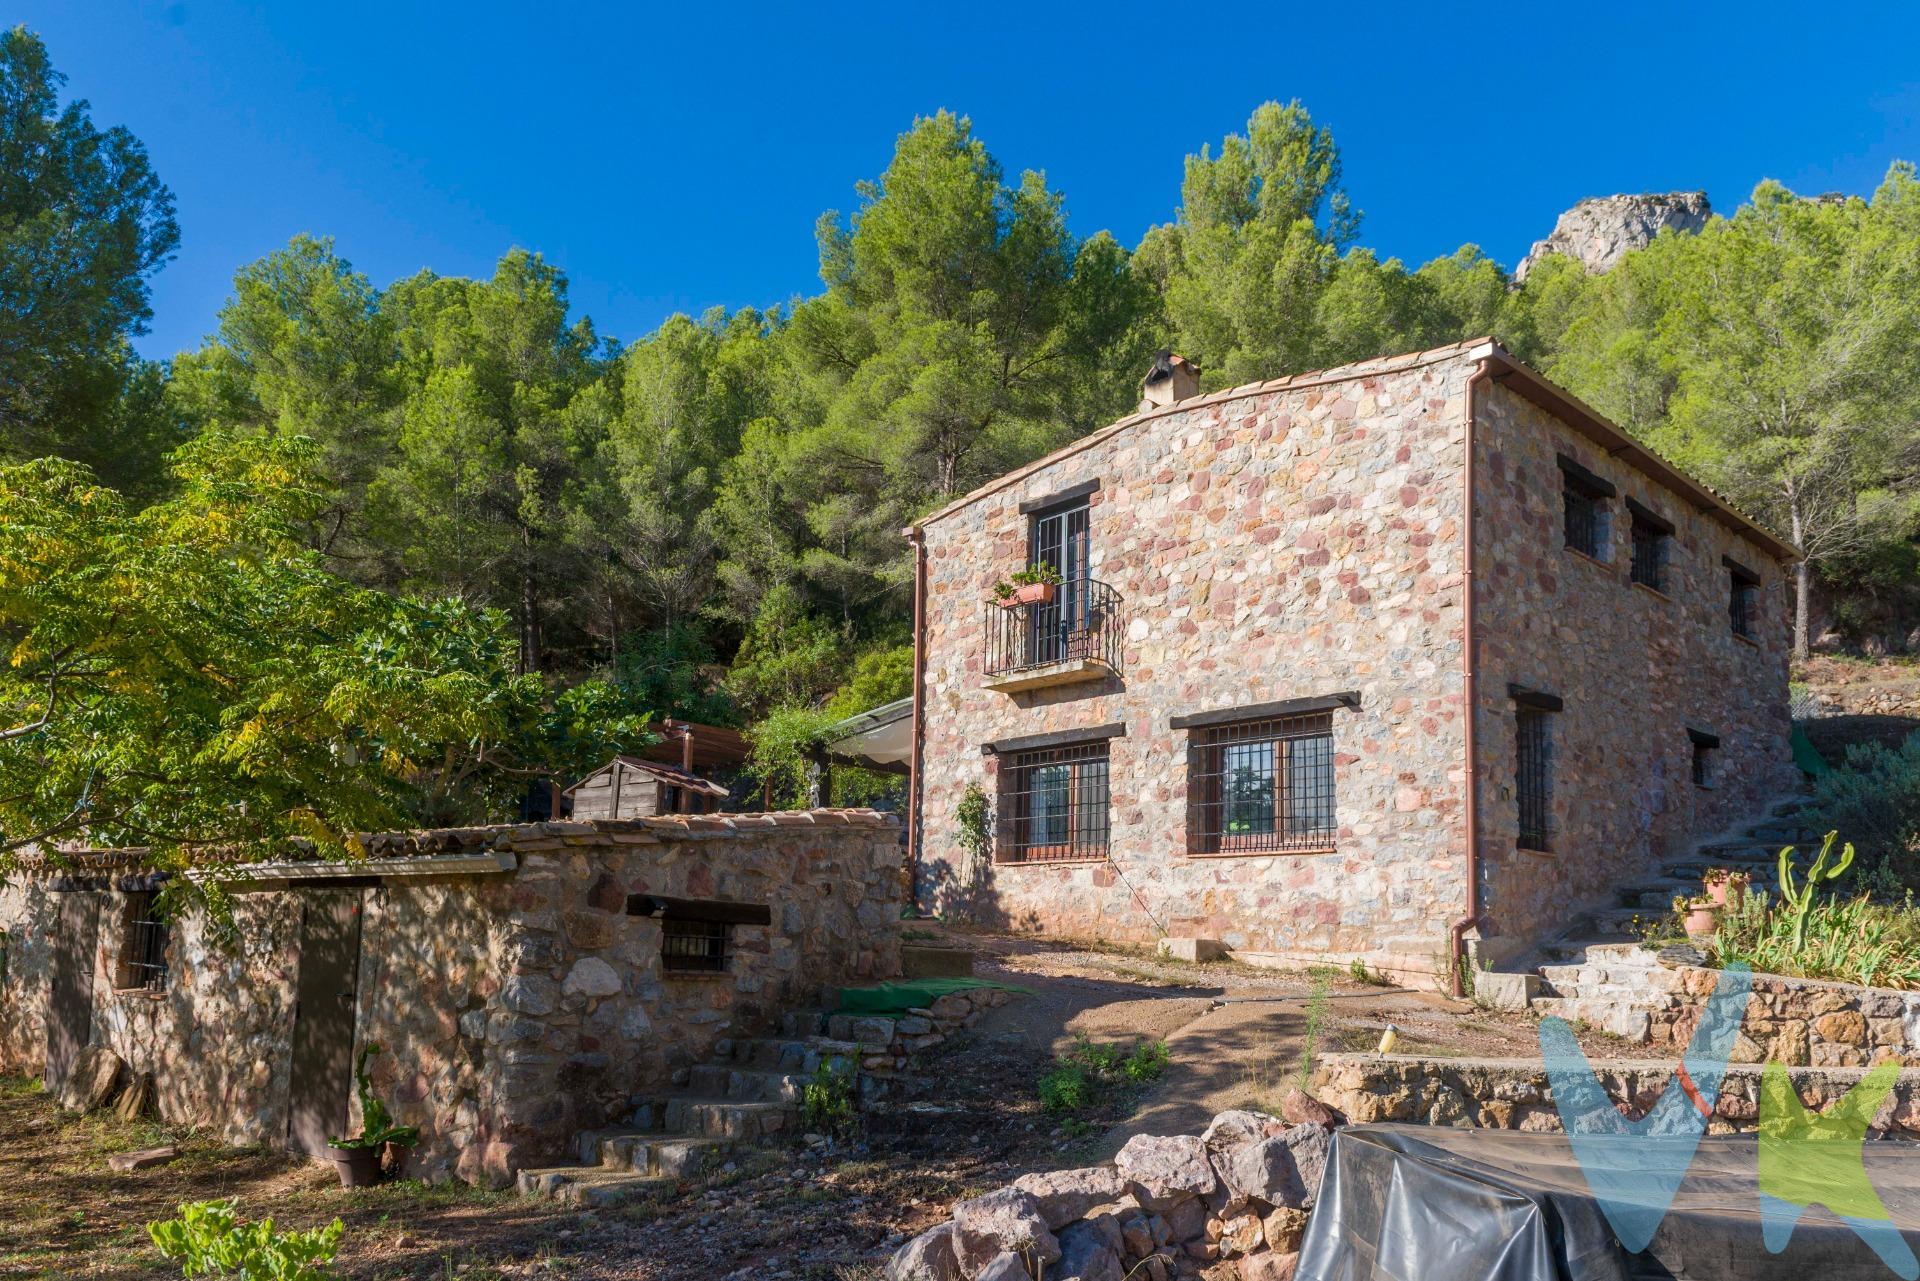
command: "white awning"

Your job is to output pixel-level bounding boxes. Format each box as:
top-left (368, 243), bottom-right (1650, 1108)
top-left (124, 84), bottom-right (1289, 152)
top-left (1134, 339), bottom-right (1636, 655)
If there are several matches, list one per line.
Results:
top-left (820, 697), bottom-right (913, 769)
top-left (186, 850), bottom-right (517, 892)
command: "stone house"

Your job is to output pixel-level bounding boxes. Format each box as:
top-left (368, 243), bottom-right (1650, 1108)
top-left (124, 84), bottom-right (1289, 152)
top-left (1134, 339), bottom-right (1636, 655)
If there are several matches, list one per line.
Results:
top-left (0, 810), bottom-right (902, 1184)
top-left (903, 338), bottom-right (1800, 982)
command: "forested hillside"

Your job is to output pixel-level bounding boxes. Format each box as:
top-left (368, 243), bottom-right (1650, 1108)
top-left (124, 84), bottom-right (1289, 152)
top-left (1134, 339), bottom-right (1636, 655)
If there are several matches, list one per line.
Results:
top-left (3, 26), bottom-right (1917, 860)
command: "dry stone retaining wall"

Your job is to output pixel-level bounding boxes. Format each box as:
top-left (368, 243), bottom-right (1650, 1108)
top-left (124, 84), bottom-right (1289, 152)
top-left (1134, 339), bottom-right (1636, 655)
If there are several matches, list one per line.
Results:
top-left (0, 810), bottom-right (904, 1186)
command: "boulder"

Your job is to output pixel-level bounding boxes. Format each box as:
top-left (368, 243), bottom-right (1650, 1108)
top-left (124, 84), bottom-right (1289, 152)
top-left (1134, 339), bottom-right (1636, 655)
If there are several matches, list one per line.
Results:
top-left (561, 957), bottom-right (623, 999)
top-left (1054, 1219), bottom-right (1125, 1281)
top-left (974, 1253), bottom-right (1030, 1281)
top-left (1282, 1122), bottom-right (1331, 1206)
top-left (1202, 1109), bottom-right (1282, 1153)
top-left (1239, 1251), bottom-right (1301, 1281)
top-left (886, 1223), bottom-right (962, 1281)
top-left (952, 1189), bottom-right (1060, 1274)
top-left (1262, 1206), bottom-right (1311, 1253)
top-left (1116, 1132), bottom-right (1219, 1209)
top-left (59, 1046), bottom-right (125, 1113)
top-left (1218, 1211), bottom-right (1265, 1257)
top-left (1163, 1196), bottom-right (1208, 1242)
top-left (107, 1144), bottom-right (178, 1173)
top-left (1279, 1087), bottom-right (1342, 1131)
top-left (1219, 1137), bottom-right (1309, 1207)
top-left (1013, 1165), bottom-right (1129, 1228)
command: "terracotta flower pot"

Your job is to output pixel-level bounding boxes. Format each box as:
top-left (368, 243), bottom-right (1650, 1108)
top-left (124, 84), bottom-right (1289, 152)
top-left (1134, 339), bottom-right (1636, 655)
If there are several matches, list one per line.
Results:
top-left (1705, 878), bottom-right (1747, 908)
top-left (327, 1143), bottom-right (383, 1188)
top-left (1683, 904), bottom-right (1719, 937)
top-left (1007, 580), bottom-right (1057, 607)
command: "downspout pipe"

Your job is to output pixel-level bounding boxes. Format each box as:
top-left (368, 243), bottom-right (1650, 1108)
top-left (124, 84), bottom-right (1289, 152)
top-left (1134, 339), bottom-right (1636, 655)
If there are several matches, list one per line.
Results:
top-left (905, 527), bottom-right (929, 905)
top-left (1450, 359), bottom-right (1496, 998)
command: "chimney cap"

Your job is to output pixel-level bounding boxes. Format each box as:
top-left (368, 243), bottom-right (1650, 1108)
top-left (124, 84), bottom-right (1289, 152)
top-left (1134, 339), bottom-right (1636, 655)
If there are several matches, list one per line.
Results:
top-left (1144, 350), bottom-right (1198, 386)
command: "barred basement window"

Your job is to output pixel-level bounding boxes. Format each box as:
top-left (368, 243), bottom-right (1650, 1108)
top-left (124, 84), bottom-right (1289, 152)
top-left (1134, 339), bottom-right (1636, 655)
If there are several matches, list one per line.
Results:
top-left (1189, 712), bottom-right (1337, 854)
top-left (661, 917), bottom-right (730, 973)
top-left (997, 740), bottom-right (1110, 863)
top-left (115, 892), bottom-right (169, 993)
top-left (1728, 559), bottom-right (1760, 638)
top-left (1628, 500), bottom-right (1673, 592)
top-left (1560, 456), bottom-right (1615, 561)
top-left (1690, 728), bottom-right (1720, 789)
top-left (1515, 704), bottom-right (1555, 852)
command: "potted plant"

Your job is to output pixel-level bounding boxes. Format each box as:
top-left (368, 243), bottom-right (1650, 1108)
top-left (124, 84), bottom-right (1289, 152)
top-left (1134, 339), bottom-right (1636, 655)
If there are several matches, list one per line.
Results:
top-left (325, 1042), bottom-right (420, 1188)
top-left (1701, 868), bottom-right (1751, 907)
top-left (1673, 894), bottom-right (1719, 939)
top-left (992, 563), bottom-right (1062, 608)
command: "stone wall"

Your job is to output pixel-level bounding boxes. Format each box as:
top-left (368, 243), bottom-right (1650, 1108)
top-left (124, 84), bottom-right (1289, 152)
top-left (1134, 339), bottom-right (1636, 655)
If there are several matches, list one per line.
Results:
top-left (1314, 1052), bottom-right (1920, 1137)
top-left (1471, 381), bottom-right (1800, 964)
top-left (0, 810), bottom-right (904, 1185)
top-left (914, 346), bottom-right (1477, 981)
top-left (1514, 192), bottom-right (1712, 283)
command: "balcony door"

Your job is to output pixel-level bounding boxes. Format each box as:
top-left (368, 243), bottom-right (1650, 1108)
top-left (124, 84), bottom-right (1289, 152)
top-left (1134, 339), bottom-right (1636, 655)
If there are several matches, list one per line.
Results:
top-left (1028, 500), bottom-right (1088, 664)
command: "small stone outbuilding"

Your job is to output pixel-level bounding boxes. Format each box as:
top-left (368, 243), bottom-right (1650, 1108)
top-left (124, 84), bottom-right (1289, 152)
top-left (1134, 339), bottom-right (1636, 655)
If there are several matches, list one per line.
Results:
top-left (0, 809), bottom-right (903, 1185)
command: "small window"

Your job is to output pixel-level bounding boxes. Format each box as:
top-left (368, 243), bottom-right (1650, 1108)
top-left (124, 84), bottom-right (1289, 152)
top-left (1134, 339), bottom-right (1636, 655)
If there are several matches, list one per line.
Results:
top-left (1689, 728), bottom-right (1719, 789)
top-left (0, 928), bottom-right (8, 989)
top-left (1189, 712), bottom-right (1337, 854)
top-left (997, 740), bottom-right (1110, 863)
top-left (1515, 704), bottom-right (1555, 852)
top-left (1628, 502), bottom-right (1672, 592)
top-left (661, 917), bottom-right (729, 973)
top-left (115, 892), bottom-right (169, 993)
top-left (1560, 458), bottom-right (1614, 561)
top-left (1728, 561), bottom-right (1760, 639)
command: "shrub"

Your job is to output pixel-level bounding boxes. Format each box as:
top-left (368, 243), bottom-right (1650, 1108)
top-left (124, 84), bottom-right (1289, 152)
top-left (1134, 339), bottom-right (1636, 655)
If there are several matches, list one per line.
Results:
top-left (956, 784), bottom-right (992, 867)
top-left (148, 1199), bottom-right (343, 1281)
top-left (1038, 1062), bottom-right (1094, 1114)
top-left (802, 1060), bottom-right (858, 1138)
top-left (1806, 733), bottom-right (1920, 886)
top-left (1037, 1034), bottom-right (1170, 1115)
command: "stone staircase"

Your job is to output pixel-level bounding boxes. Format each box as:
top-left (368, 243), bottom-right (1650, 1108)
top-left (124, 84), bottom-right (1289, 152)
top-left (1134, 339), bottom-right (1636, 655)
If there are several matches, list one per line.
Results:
top-left (514, 1008), bottom-right (907, 1208)
top-left (1495, 801), bottom-right (1824, 1041)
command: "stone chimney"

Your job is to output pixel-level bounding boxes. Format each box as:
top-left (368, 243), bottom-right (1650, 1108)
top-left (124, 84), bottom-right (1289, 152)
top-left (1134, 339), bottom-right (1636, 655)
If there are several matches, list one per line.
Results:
top-left (1140, 350), bottom-right (1200, 413)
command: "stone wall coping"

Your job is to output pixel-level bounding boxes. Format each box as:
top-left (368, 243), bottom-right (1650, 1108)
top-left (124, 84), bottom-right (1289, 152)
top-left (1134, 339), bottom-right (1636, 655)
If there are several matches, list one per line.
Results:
top-left (1673, 964), bottom-right (1920, 1003)
top-left (16, 808), bottom-right (900, 876)
top-left (1319, 1052), bottom-right (1920, 1084)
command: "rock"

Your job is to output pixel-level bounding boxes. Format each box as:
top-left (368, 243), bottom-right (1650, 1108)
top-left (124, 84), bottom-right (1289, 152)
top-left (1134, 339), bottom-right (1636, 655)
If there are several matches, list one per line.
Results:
top-left (1013, 1165), bottom-right (1129, 1228)
top-left (1278, 1087), bottom-right (1341, 1131)
top-left (953, 1189), bottom-right (1060, 1273)
top-left (1262, 1206), bottom-right (1311, 1253)
top-left (1218, 1211), bottom-right (1265, 1257)
top-left (1814, 1011), bottom-right (1870, 1047)
top-left (1219, 1137), bottom-right (1309, 1207)
top-left (500, 974), bottom-right (558, 1016)
top-left (1282, 1122), bottom-right (1331, 1206)
top-left (1121, 1213), bottom-right (1155, 1258)
top-left (1238, 1251), bottom-right (1301, 1281)
top-left (114, 1072), bottom-right (154, 1122)
top-left (886, 1223), bottom-right (962, 1281)
top-left (1117, 1133), bottom-right (1220, 1209)
top-left (975, 1252), bottom-right (1031, 1281)
top-left (1515, 192), bottom-right (1711, 282)
top-left (1202, 1110), bottom-right (1281, 1153)
top-left (1054, 1219), bottom-right (1125, 1281)
top-left (561, 957), bottom-right (623, 999)
top-left (1163, 1196), bottom-right (1207, 1243)
top-left (59, 1046), bottom-right (125, 1113)
top-left (1472, 971), bottom-right (1541, 1012)
top-left (107, 1145), bottom-right (178, 1172)
top-left (1157, 937), bottom-right (1227, 963)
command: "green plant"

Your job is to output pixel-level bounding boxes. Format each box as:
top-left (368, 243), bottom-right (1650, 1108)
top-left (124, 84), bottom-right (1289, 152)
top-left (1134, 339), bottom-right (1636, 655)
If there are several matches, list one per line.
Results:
top-left (148, 1199), bottom-right (344, 1281)
top-left (801, 1060), bottom-right (858, 1138)
top-left (991, 562), bottom-right (1063, 600)
top-left (1037, 1034), bottom-right (1170, 1115)
top-left (1038, 1062), bottom-right (1093, 1114)
top-left (1806, 733), bottom-right (1920, 885)
top-left (327, 1043), bottom-right (419, 1151)
top-left (956, 783), bottom-right (992, 867)
top-left (1297, 971), bottom-right (1332, 1087)
top-left (1122, 1039), bottom-right (1170, 1084)
top-left (1779, 831), bottom-right (1856, 952)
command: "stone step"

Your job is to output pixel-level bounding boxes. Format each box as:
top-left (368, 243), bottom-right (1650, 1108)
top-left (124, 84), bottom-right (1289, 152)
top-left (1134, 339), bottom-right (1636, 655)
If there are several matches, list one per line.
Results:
top-left (686, 1063), bottom-right (807, 1104)
top-left (1580, 908), bottom-right (1661, 939)
top-left (516, 1164), bottom-right (672, 1208)
top-left (781, 1009), bottom-right (829, 1038)
top-left (651, 1095), bottom-right (797, 1142)
top-left (1527, 996), bottom-right (1653, 1042)
top-left (718, 1035), bottom-right (861, 1077)
top-left (584, 1129), bottom-right (731, 1179)
top-left (1743, 825), bottom-right (1826, 845)
top-left (1536, 938), bottom-right (1648, 965)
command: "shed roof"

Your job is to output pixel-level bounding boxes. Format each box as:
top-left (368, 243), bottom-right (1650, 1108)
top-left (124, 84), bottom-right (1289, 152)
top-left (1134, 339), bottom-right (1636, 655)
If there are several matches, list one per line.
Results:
top-left (564, 755), bottom-right (732, 800)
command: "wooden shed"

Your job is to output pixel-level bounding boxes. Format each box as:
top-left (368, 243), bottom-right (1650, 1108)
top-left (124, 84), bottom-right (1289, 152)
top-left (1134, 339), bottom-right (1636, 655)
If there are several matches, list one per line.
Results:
top-left (564, 756), bottom-right (732, 819)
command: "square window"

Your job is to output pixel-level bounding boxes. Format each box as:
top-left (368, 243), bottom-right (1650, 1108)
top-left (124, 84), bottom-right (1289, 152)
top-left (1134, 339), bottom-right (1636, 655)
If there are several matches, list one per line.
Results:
top-left (1629, 505), bottom-right (1671, 592)
top-left (997, 741), bottom-right (1110, 863)
top-left (661, 917), bottom-right (729, 973)
top-left (1516, 706), bottom-right (1554, 852)
top-left (1729, 566), bottom-right (1760, 638)
top-left (1689, 728), bottom-right (1719, 789)
top-left (1189, 713), bottom-right (1337, 854)
top-left (114, 892), bottom-right (169, 993)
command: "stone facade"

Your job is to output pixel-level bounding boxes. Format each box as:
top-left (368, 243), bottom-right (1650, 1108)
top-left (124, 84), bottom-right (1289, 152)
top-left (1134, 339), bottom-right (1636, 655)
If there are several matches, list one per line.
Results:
top-left (1514, 191), bottom-right (1713, 283)
top-left (0, 810), bottom-right (903, 1185)
top-left (1315, 1052), bottom-right (1920, 1138)
top-left (911, 341), bottom-right (1797, 979)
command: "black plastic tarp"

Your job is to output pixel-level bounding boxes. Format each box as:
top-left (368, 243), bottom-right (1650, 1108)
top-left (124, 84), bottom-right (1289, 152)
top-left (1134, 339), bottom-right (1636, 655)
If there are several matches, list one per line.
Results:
top-left (1294, 1124), bottom-right (1920, 1281)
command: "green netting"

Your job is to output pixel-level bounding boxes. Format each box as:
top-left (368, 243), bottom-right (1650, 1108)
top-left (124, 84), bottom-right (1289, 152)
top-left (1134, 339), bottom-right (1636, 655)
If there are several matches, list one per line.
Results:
top-left (835, 977), bottom-right (1031, 1016)
top-left (1791, 724), bottom-right (1830, 777)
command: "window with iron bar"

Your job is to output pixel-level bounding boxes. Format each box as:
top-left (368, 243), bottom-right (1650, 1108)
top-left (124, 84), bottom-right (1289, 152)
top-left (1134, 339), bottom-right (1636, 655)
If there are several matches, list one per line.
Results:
top-left (1729, 565), bottom-right (1760, 639)
top-left (661, 916), bottom-right (730, 973)
top-left (1629, 506), bottom-right (1671, 592)
top-left (996, 740), bottom-right (1110, 863)
top-left (115, 892), bottom-right (169, 993)
top-left (1560, 459), bottom-right (1614, 562)
top-left (1515, 706), bottom-right (1554, 852)
top-left (1188, 712), bottom-right (1336, 855)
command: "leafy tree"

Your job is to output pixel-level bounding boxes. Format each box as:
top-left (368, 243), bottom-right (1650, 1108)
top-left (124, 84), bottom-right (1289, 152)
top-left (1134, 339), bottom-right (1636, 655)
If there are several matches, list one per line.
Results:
top-left (0, 26), bottom-right (179, 490)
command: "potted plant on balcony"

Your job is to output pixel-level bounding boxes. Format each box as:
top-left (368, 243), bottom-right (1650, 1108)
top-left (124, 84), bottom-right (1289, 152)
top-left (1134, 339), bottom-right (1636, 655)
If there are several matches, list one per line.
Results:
top-left (1701, 867), bottom-right (1751, 907)
top-left (992, 563), bottom-right (1062, 609)
top-left (325, 1042), bottom-right (420, 1188)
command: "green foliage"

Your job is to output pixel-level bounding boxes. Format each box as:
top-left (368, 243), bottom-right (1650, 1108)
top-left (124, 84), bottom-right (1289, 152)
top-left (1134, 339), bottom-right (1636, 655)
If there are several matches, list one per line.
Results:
top-left (1777, 831), bottom-right (1858, 953)
top-left (1708, 879), bottom-right (1920, 990)
top-left (1298, 970), bottom-right (1332, 1086)
top-left (1807, 733), bottom-right (1920, 884)
top-left (148, 1199), bottom-right (343, 1281)
top-left (991, 563), bottom-right (1063, 600)
top-left (1037, 1034), bottom-right (1170, 1115)
top-left (801, 1060), bottom-right (858, 1139)
top-left (955, 784), bottom-right (993, 867)
top-left (328, 1042), bottom-right (419, 1150)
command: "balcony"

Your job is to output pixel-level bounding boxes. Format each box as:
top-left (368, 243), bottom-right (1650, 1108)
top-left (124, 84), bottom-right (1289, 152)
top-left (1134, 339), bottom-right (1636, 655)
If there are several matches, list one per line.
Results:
top-left (982, 577), bottom-right (1123, 692)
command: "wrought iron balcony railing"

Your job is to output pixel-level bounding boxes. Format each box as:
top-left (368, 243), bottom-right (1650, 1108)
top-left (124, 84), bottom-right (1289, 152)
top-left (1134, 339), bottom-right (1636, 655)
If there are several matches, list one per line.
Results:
top-left (982, 577), bottom-right (1123, 683)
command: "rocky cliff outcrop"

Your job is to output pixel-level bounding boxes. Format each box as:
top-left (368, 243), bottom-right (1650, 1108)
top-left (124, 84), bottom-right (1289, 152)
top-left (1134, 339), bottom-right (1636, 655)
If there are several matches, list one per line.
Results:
top-left (1515, 191), bottom-right (1711, 283)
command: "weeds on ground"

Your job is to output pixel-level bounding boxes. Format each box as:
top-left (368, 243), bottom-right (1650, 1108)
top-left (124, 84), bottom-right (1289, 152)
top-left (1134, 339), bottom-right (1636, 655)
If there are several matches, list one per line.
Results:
top-left (1296, 971), bottom-right (1332, 1087)
top-left (148, 1198), bottom-right (344, 1281)
top-left (1036, 1034), bottom-right (1170, 1117)
top-left (803, 1061), bottom-right (859, 1139)
top-left (1348, 958), bottom-right (1392, 987)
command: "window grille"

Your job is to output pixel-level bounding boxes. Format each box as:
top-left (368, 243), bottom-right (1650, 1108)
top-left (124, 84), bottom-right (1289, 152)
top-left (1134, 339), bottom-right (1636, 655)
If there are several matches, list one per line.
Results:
top-left (1729, 569), bottom-right (1759, 638)
top-left (996, 740), bottom-right (1110, 863)
top-left (661, 916), bottom-right (730, 973)
top-left (1188, 712), bottom-right (1336, 854)
top-left (1563, 482), bottom-right (1609, 560)
top-left (115, 892), bottom-right (169, 993)
top-left (1516, 707), bottom-right (1553, 852)
top-left (1630, 512), bottom-right (1670, 591)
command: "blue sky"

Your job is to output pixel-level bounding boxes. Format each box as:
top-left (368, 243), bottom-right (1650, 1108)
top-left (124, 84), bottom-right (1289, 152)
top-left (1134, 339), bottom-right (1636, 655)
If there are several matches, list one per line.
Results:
top-left (26, 1), bottom-right (1920, 360)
